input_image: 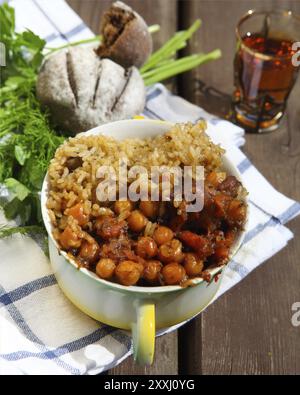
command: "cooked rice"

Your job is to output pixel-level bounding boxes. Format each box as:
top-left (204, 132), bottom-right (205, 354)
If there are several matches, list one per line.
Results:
top-left (47, 121), bottom-right (224, 234)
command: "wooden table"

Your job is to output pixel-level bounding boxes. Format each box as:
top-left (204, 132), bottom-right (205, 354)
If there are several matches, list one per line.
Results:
top-left (67, 0), bottom-right (300, 375)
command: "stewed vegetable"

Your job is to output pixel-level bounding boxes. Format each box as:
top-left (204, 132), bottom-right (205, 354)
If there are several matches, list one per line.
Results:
top-left (136, 237), bottom-right (158, 259)
top-left (56, 170), bottom-right (246, 287)
top-left (143, 260), bottom-right (162, 283)
top-left (79, 239), bottom-right (100, 263)
top-left (158, 239), bottom-right (184, 264)
top-left (153, 226), bottom-right (174, 245)
top-left (162, 262), bottom-right (186, 285)
top-left (96, 258), bottom-right (116, 279)
top-left (139, 201), bottom-right (159, 219)
top-left (127, 210), bottom-right (148, 232)
top-left (115, 260), bottom-right (144, 286)
top-left (183, 253), bottom-right (204, 276)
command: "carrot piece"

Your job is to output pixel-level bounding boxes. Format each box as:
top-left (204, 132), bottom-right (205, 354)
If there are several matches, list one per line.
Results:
top-left (66, 203), bottom-right (89, 226)
top-left (179, 230), bottom-right (212, 258)
top-left (214, 193), bottom-right (231, 218)
top-left (59, 226), bottom-right (82, 250)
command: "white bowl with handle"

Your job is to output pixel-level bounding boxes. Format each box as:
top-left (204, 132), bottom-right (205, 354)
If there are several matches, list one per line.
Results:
top-left (41, 119), bottom-right (248, 365)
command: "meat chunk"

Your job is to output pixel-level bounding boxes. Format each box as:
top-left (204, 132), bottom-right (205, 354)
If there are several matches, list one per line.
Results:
top-left (95, 215), bottom-right (126, 239)
top-left (65, 157), bottom-right (83, 171)
top-left (100, 234), bottom-right (132, 262)
top-left (78, 238), bottom-right (100, 264)
top-left (218, 176), bottom-right (242, 198)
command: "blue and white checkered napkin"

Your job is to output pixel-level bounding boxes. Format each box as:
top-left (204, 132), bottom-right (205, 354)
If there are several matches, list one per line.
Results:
top-left (0, 0), bottom-right (299, 375)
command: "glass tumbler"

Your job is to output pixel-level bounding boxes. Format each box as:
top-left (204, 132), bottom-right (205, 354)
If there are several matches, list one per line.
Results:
top-left (233, 10), bottom-right (300, 133)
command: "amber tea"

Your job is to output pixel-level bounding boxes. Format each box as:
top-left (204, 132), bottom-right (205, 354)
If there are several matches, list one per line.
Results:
top-left (233, 10), bottom-right (300, 132)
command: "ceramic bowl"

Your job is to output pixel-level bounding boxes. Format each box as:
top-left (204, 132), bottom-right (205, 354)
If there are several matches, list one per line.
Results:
top-left (41, 119), bottom-right (248, 365)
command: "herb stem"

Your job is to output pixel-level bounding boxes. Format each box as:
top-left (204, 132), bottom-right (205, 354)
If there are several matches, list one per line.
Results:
top-left (142, 49), bottom-right (221, 86)
top-left (45, 35), bottom-right (102, 54)
top-left (141, 19), bottom-right (202, 72)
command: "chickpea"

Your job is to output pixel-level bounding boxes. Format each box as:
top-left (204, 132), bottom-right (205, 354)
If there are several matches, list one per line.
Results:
top-left (127, 210), bottom-right (147, 233)
top-left (183, 253), bottom-right (204, 276)
top-left (79, 239), bottom-right (100, 263)
top-left (135, 237), bottom-right (158, 259)
top-left (96, 258), bottom-right (116, 279)
top-left (139, 201), bottom-right (159, 219)
top-left (135, 261), bottom-right (145, 274)
top-left (114, 200), bottom-right (133, 215)
top-left (65, 203), bottom-right (89, 226)
top-left (115, 260), bottom-right (142, 286)
top-left (158, 239), bottom-right (184, 263)
top-left (59, 226), bottom-right (82, 250)
top-left (162, 262), bottom-right (186, 285)
top-left (143, 260), bottom-right (162, 283)
top-left (153, 226), bottom-right (174, 246)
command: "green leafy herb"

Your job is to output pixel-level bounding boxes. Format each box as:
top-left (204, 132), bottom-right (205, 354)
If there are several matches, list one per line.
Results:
top-left (5, 178), bottom-right (30, 201)
top-left (0, 224), bottom-right (46, 238)
top-left (3, 192), bottom-right (42, 226)
top-left (0, 3), bottom-right (221, 242)
top-left (0, 224), bottom-right (49, 257)
top-left (14, 145), bottom-right (28, 165)
top-left (0, 3), bottom-right (64, 237)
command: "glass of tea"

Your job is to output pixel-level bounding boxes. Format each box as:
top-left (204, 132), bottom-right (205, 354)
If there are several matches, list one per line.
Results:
top-left (233, 10), bottom-right (300, 133)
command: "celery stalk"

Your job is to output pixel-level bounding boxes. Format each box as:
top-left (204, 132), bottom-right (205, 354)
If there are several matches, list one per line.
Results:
top-left (142, 49), bottom-right (221, 86)
top-left (141, 19), bottom-right (202, 72)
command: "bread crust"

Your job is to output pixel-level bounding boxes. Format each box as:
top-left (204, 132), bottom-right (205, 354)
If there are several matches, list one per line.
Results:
top-left (96, 1), bottom-right (152, 68)
top-left (36, 47), bottom-right (145, 134)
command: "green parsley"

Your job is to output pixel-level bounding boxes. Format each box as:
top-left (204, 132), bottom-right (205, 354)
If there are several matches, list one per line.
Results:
top-left (0, 3), bottom-right (64, 233)
top-left (0, 3), bottom-right (221, 241)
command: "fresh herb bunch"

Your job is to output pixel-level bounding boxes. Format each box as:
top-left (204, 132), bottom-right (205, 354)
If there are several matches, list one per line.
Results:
top-left (0, 4), bottom-right (64, 235)
top-left (0, 3), bottom-right (221, 240)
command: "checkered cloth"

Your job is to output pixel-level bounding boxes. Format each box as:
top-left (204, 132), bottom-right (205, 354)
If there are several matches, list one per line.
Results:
top-left (0, 0), bottom-right (299, 375)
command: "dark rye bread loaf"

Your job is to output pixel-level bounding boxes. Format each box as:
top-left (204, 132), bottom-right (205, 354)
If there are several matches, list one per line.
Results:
top-left (36, 46), bottom-right (145, 134)
top-left (96, 1), bottom-right (153, 68)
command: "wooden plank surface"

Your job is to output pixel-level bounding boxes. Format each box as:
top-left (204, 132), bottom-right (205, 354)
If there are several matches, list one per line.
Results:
top-left (66, 0), bottom-right (300, 375)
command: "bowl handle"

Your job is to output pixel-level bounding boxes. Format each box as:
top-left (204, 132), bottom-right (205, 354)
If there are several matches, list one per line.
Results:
top-left (132, 300), bottom-right (155, 365)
